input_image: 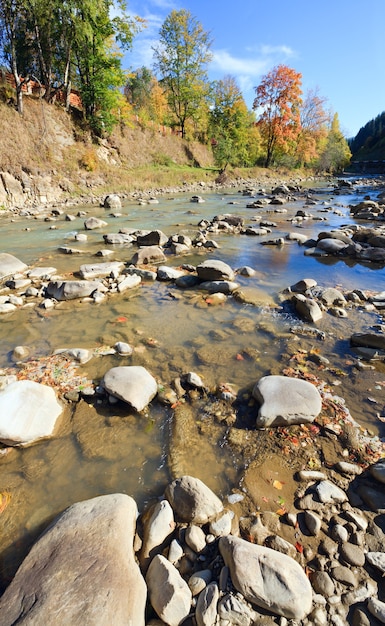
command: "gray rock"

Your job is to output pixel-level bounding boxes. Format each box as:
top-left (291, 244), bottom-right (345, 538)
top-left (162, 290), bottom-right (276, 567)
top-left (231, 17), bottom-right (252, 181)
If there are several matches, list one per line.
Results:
top-left (79, 261), bottom-right (124, 279)
top-left (209, 510), bottom-right (234, 537)
top-left (168, 539), bottom-right (184, 565)
top-left (188, 569), bottom-right (212, 596)
top-left (219, 535), bottom-right (312, 620)
top-left (140, 500), bottom-right (175, 570)
top-left (290, 278), bottom-right (317, 293)
top-left (0, 493), bottom-right (146, 625)
top-left (253, 375), bottom-right (322, 427)
top-left (117, 274), bottom-right (141, 292)
top-left (366, 552), bottom-right (385, 574)
top-left (368, 597), bottom-right (385, 623)
top-left (103, 233), bottom-right (134, 244)
top-left (218, 593), bottom-right (256, 625)
top-left (317, 238), bottom-right (348, 254)
top-left (185, 525), bottom-right (206, 553)
top-left (330, 565), bottom-right (358, 587)
top-left (136, 230), bottom-right (168, 247)
top-left (0, 253), bottom-right (28, 279)
top-left (0, 380), bottom-right (63, 446)
top-left (157, 266), bottom-right (186, 281)
top-left (340, 543), bottom-right (365, 566)
top-left (351, 333), bottom-right (385, 351)
top-left (0, 303), bottom-right (17, 314)
top-left (319, 287), bottom-right (346, 307)
top-left (196, 259), bottom-right (235, 281)
top-left (131, 246), bottom-right (166, 265)
top-left (102, 366), bottom-right (157, 411)
top-left (146, 555), bottom-right (192, 626)
top-left (311, 570), bottom-right (335, 597)
top-left (315, 480), bottom-right (348, 504)
top-left (165, 476), bottom-right (223, 524)
top-left (335, 462), bottom-right (362, 476)
top-left (175, 275), bottom-right (200, 288)
top-left (331, 523), bottom-right (349, 543)
top-left (195, 582), bottom-right (219, 626)
top-left (28, 266), bottom-right (57, 280)
top-left (199, 280), bottom-right (239, 293)
top-left (84, 216), bottom-right (108, 230)
top-left (370, 461), bottom-right (385, 484)
top-left (103, 194), bottom-right (121, 209)
top-left (305, 510), bottom-right (322, 536)
top-left (46, 280), bottom-right (103, 300)
top-left (114, 342), bottom-right (133, 356)
top-left (294, 293), bottom-right (323, 323)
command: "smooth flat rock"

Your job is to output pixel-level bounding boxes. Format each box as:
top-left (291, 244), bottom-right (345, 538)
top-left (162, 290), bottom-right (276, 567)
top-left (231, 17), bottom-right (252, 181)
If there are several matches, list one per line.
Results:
top-left (79, 261), bottom-right (124, 279)
top-left (0, 380), bottom-right (63, 446)
top-left (219, 535), bottom-right (312, 620)
top-left (0, 253), bottom-right (27, 279)
top-left (0, 494), bottom-right (146, 626)
top-left (165, 475), bottom-right (223, 524)
top-left (103, 233), bottom-right (134, 245)
top-left (46, 280), bottom-right (103, 300)
top-left (253, 375), bottom-right (322, 427)
top-left (102, 365), bottom-right (157, 411)
top-left (131, 246), bottom-right (166, 265)
top-left (27, 267), bottom-right (57, 280)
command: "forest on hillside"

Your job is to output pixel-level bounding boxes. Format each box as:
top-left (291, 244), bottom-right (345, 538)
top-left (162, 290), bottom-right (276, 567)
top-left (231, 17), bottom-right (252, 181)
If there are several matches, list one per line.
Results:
top-left (0, 0), bottom-right (351, 173)
top-left (349, 111), bottom-right (385, 162)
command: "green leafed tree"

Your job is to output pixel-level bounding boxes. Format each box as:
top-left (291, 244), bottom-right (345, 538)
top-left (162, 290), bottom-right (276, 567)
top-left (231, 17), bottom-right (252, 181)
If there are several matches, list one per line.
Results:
top-left (317, 113), bottom-right (351, 173)
top-left (209, 75), bottom-right (259, 172)
top-left (0, 0), bottom-right (29, 113)
top-left (153, 8), bottom-right (212, 139)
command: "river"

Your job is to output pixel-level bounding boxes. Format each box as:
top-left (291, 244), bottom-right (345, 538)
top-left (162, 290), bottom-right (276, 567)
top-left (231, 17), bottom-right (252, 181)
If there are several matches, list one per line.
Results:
top-left (0, 175), bottom-right (384, 589)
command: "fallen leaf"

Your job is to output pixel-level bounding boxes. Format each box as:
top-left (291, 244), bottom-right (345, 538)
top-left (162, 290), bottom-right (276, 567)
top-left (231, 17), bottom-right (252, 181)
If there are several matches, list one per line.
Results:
top-left (273, 480), bottom-right (283, 490)
top-left (116, 316), bottom-right (127, 323)
top-left (295, 541), bottom-right (303, 553)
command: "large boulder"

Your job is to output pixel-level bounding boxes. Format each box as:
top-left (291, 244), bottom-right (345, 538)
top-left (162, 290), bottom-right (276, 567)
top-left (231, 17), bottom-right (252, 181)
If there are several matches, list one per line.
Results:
top-left (0, 253), bottom-right (27, 280)
top-left (253, 375), bottom-right (322, 427)
top-left (219, 535), bottom-right (312, 620)
top-left (46, 280), bottom-right (103, 300)
top-left (103, 194), bottom-right (121, 210)
top-left (102, 365), bottom-right (157, 411)
top-left (293, 293), bottom-right (323, 323)
top-left (196, 259), bottom-right (235, 282)
top-left (0, 380), bottom-right (63, 445)
top-left (0, 494), bottom-right (146, 625)
top-left (84, 217), bottom-right (108, 230)
top-left (165, 475), bottom-right (223, 524)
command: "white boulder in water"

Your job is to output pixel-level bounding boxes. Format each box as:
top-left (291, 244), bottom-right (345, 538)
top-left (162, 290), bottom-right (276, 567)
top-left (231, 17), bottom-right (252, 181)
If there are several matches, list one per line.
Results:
top-left (0, 380), bottom-right (63, 446)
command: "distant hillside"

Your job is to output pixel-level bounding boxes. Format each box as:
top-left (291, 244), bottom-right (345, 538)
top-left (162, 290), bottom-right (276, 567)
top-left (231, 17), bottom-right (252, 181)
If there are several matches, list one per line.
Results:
top-left (349, 111), bottom-right (385, 161)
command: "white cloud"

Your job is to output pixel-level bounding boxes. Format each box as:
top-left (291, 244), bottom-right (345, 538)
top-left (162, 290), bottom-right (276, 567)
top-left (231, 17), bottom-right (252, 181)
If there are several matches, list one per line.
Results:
top-left (211, 50), bottom-right (269, 76)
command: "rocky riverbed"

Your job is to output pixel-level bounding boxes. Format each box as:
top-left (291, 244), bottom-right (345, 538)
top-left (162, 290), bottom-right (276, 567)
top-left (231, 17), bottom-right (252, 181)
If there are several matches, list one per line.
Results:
top-left (0, 175), bottom-right (384, 624)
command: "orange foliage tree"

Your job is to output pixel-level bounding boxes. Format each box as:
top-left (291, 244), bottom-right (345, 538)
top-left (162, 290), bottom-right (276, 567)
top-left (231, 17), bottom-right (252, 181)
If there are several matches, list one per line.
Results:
top-left (253, 64), bottom-right (302, 167)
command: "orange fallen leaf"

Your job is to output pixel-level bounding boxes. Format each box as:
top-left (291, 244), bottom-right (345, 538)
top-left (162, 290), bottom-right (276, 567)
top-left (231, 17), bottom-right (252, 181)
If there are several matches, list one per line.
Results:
top-left (273, 480), bottom-right (283, 490)
top-left (276, 507), bottom-right (286, 516)
top-left (116, 316), bottom-right (127, 323)
top-left (295, 541), bottom-right (303, 553)
top-left (262, 496), bottom-right (269, 503)
top-left (235, 353), bottom-right (244, 361)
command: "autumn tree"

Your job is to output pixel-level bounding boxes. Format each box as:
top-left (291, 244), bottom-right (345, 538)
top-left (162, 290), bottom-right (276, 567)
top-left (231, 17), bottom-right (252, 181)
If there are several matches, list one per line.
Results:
top-left (124, 66), bottom-right (168, 125)
top-left (296, 88), bottom-right (330, 166)
top-left (253, 64), bottom-right (302, 167)
top-left (209, 75), bottom-right (259, 172)
top-left (153, 9), bottom-right (212, 139)
top-left (317, 113), bottom-right (351, 173)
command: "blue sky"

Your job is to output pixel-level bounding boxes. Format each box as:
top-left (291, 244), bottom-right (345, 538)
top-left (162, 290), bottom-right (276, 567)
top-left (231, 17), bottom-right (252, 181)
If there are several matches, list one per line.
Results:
top-left (124, 0), bottom-right (385, 139)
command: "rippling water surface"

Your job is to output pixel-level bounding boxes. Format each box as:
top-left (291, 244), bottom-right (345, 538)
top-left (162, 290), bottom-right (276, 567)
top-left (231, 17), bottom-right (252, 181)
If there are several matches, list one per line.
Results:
top-left (0, 177), bottom-right (384, 588)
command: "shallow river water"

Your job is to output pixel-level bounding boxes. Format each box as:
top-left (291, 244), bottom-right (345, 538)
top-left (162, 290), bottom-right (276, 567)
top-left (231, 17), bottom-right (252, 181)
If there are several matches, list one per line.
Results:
top-left (0, 176), bottom-right (384, 588)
